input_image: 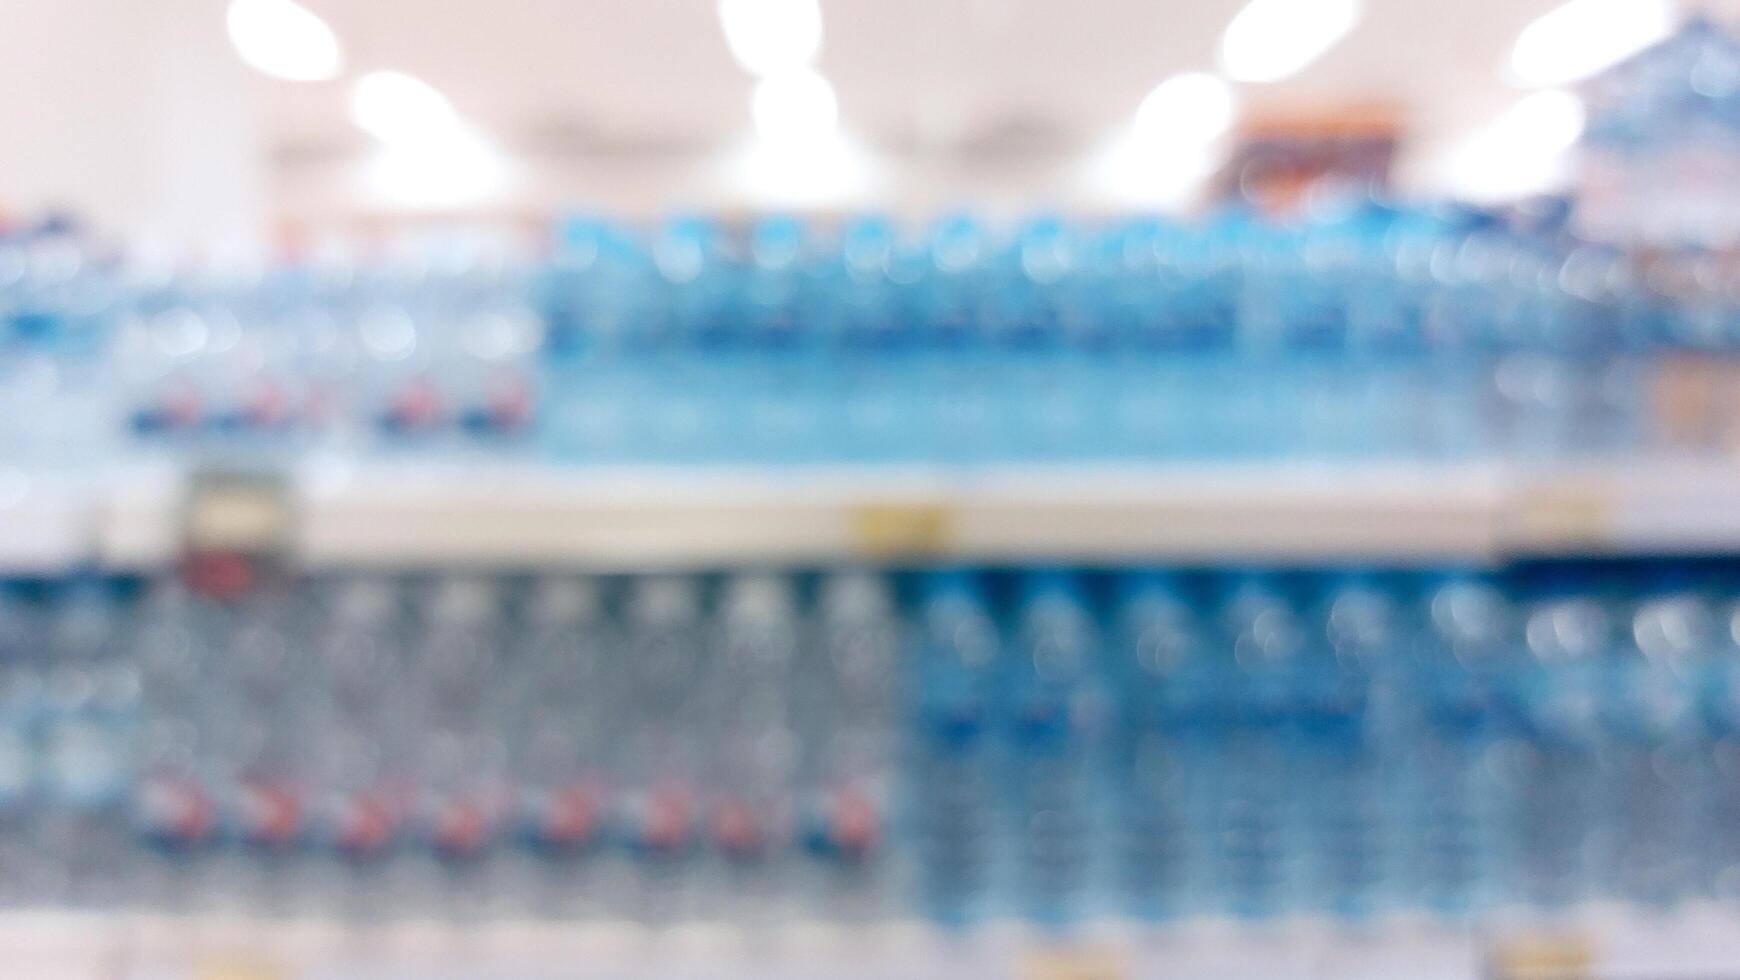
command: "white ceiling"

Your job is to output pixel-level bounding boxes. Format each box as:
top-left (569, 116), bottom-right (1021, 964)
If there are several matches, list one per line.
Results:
top-left (262, 0), bottom-right (1596, 155)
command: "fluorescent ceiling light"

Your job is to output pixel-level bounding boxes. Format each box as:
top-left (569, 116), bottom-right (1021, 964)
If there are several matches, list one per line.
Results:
top-left (358, 128), bottom-right (516, 211)
top-left (1509, 0), bottom-right (1677, 87)
top-left (751, 69), bottom-right (838, 145)
top-left (226, 0), bottom-right (343, 81)
top-left (1078, 136), bottom-right (1222, 210)
top-left (724, 132), bottom-right (880, 209)
top-left (1218, 0), bottom-right (1361, 83)
top-left (1495, 88), bottom-right (1587, 155)
top-left (718, 0), bottom-right (822, 77)
top-left (350, 71), bottom-right (462, 146)
top-left (1450, 89), bottom-right (1586, 200)
top-left (1135, 72), bottom-right (1239, 147)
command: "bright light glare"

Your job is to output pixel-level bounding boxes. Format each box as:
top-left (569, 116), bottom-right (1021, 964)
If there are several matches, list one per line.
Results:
top-left (725, 132), bottom-right (879, 209)
top-left (751, 70), bottom-right (839, 145)
top-left (357, 127), bottom-right (516, 211)
top-left (225, 0), bottom-right (343, 81)
top-left (1135, 72), bottom-right (1239, 147)
top-left (718, 0), bottom-right (822, 77)
top-left (349, 71), bottom-right (461, 146)
top-left (1450, 90), bottom-right (1586, 201)
top-left (1509, 0), bottom-right (1677, 87)
top-left (1218, 0), bottom-right (1361, 83)
top-left (1497, 89), bottom-right (1587, 155)
top-left (1078, 129), bottom-right (1224, 210)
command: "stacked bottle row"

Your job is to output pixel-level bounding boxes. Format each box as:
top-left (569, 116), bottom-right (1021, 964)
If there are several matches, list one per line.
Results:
top-left (539, 208), bottom-right (1733, 462)
top-left (4, 563), bottom-right (1740, 926)
top-left (7, 208), bottom-right (1740, 462)
top-left (0, 222), bottom-right (544, 458)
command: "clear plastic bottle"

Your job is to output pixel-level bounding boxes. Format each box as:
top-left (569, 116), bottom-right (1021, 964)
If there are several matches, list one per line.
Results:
top-left (618, 575), bottom-right (707, 923)
top-left (1408, 574), bottom-right (1516, 915)
top-left (1605, 583), bottom-right (1708, 907)
top-left (703, 573), bottom-right (801, 929)
top-left (1001, 571), bottom-right (1101, 926)
top-left (909, 570), bottom-right (999, 926)
top-left (802, 570), bottom-right (901, 923)
top-left (1704, 592), bottom-right (1740, 902)
top-left (40, 581), bottom-right (138, 910)
top-left (410, 576), bottom-right (509, 921)
top-left (130, 580), bottom-right (224, 913)
top-left (507, 576), bottom-right (612, 920)
top-left (1508, 578), bottom-right (1609, 910)
top-left (0, 584), bottom-right (47, 908)
top-left (307, 577), bottom-right (411, 923)
top-left (1300, 574), bottom-right (1398, 919)
top-left (1216, 574), bottom-right (1305, 919)
top-left (1109, 572), bottom-right (1212, 922)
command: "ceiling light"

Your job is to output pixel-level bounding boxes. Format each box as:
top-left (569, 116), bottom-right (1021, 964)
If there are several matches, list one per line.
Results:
top-left (751, 69), bottom-right (838, 145)
top-left (349, 71), bottom-right (462, 146)
top-left (1450, 90), bottom-right (1586, 200)
top-left (357, 128), bottom-right (516, 211)
top-left (225, 0), bottom-right (342, 82)
top-left (1496, 88), bottom-right (1587, 155)
top-left (718, 0), bottom-right (822, 78)
top-left (1078, 135), bottom-right (1222, 210)
top-left (724, 132), bottom-right (880, 209)
top-left (1135, 72), bottom-right (1239, 147)
top-left (1509, 0), bottom-right (1677, 88)
top-left (1218, 0), bottom-right (1361, 83)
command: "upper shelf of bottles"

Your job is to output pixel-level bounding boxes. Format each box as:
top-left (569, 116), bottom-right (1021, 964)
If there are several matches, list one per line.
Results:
top-left (4, 206), bottom-right (1740, 571)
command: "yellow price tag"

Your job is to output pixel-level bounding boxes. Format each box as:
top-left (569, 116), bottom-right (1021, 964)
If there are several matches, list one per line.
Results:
top-left (194, 953), bottom-right (287, 980)
top-left (1515, 487), bottom-right (1610, 549)
top-left (1488, 934), bottom-right (1595, 980)
top-left (1022, 947), bottom-right (1124, 980)
top-left (850, 503), bottom-right (954, 557)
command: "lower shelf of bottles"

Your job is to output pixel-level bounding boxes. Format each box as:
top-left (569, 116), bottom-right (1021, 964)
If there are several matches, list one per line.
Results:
top-left (7, 456), bottom-right (1740, 573)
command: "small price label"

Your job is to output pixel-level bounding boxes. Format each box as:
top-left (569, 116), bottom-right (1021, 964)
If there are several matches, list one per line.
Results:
top-left (185, 470), bottom-right (292, 555)
top-left (850, 503), bottom-right (954, 557)
top-left (1488, 934), bottom-right (1595, 980)
top-left (1021, 947), bottom-right (1124, 980)
top-left (193, 953), bottom-right (288, 980)
top-left (1514, 487), bottom-right (1610, 549)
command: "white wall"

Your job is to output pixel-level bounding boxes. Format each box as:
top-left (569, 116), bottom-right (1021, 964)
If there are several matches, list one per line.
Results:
top-left (0, 0), bottom-right (268, 248)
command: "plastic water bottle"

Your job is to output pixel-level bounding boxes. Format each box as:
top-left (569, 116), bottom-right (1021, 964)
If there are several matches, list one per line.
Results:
top-left (919, 216), bottom-right (995, 465)
top-left (1702, 593), bottom-right (1740, 902)
top-left (741, 219), bottom-right (820, 461)
top-left (40, 582), bottom-right (138, 910)
top-left (1408, 574), bottom-right (1516, 915)
top-left (0, 586), bottom-right (47, 907)
top-left (1217, 574), bottom-right (1305, 918)
top-left (507, 576), bottom-right (611, 920)
top-left (1605, 584), bottom-right (1707, 906)
top-left (1509, 579), bottom-right (1610, 909)
top-left (803, 571), bottom-right (900, 923)
top-left (307, 577), bottom-right (410, 922)
top-left (1109, 573), bottom-right (1212, 921)
top-left (1001, 572), bottom-right (1101, 926)
top-left (910, 570), bottom-right (999, 925)
top-left (702, 573), bottom-right (801, 928)
top-left (618, 575), bottom-right (707, 922)
top-left (411, 576), bottom-right (509, 920)
top-left (131, 580), bottom-right (224, 912)
top-left (646, 218), bottom-right (729, 461)
top-left (1301, 575), bottom-right (1397, 918)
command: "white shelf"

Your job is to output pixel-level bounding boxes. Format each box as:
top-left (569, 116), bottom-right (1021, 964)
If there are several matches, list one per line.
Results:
top-left (6, 457), bottom-right (1740, 574)
top-left (291, 460), bottom-right (1509, 569)
top-left (4, 906), bottom-right (1739, 979)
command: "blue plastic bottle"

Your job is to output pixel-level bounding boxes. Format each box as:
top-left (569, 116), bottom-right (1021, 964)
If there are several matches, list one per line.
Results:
top-left (909, 570), bottom-right (999, 925)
